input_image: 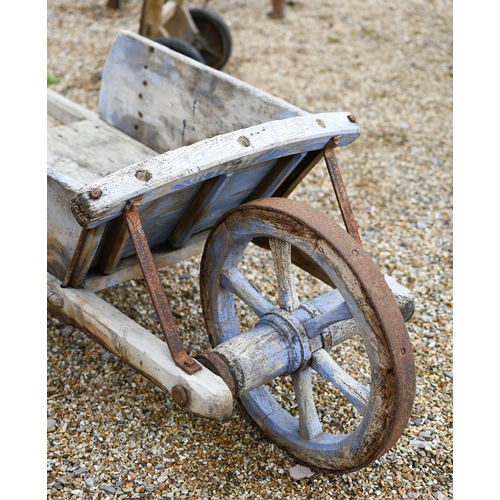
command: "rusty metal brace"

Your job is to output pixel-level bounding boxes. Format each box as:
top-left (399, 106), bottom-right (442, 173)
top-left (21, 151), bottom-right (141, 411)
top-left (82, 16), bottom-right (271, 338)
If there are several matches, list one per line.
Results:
top-left (323, 134), bottom-right (362, 245)
top-left (124, 196), bottom-right (201, 375)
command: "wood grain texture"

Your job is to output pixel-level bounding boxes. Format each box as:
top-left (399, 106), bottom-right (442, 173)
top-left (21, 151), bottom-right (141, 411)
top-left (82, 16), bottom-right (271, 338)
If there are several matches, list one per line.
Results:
top-left (98, 30), bottom-right (307, 154)
top-left (201, 198), bottom-right (416, 472)
top-left (47, 272), bottom-right (233, 421)
top-left (71, 111), bottom-right (360, 229)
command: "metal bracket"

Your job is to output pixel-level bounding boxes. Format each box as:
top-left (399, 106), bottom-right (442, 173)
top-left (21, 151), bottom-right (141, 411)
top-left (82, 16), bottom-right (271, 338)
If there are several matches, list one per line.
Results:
top-left (323, 135), bottom-right (362, 245)
top-left (124, 196), bottom-right (201, 375)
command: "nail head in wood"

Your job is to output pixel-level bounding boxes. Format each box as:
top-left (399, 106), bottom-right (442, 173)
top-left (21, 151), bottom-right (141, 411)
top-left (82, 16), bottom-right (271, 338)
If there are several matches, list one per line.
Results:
top-left (89, 188), bottom-right (102, 200)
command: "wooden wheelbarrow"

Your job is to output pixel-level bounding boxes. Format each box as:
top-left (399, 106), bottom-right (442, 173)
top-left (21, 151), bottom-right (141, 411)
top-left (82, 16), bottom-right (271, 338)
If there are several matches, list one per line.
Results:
top-left (47, 30), bottom-right (416, 473)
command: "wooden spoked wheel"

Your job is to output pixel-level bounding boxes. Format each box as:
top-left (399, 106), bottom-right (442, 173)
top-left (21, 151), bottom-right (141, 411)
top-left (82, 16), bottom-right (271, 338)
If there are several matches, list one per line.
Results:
top-left (200, 198), bottom-right (415, 472)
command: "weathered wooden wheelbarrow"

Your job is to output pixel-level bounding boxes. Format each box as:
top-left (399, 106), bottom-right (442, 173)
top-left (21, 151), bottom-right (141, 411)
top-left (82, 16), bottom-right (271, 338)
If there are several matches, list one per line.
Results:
top-left (47, 30), bottom-right (416, 473)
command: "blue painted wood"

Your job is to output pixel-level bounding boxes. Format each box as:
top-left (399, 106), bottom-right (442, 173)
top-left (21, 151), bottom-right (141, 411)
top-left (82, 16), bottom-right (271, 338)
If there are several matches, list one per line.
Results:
top-left (200, 198), bottom-right (415, 472)
top-left (311, 349), bottom-right (370, 412)
top-left (221, 267), bottom-right (275, 318)
top-left (305, 301), bottom-right (352, 338)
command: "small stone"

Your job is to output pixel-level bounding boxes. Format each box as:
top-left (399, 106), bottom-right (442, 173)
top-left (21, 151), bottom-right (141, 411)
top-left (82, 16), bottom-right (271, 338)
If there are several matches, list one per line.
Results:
top-left (408, 493), bottom-right (421, 499)
top-left (435, 492), bottom-right (445, 500)
top-left (157, 475), bottom-right (168, 483)
top-left (444, 372), bottom-right (453, 379)
top-left (155, 464), bottom-right (166, 470)
top-left (74, 466), bottom-right (88, 475)
top-left (101, 485), bottom-right (116, 494)
top-left (289, 464), bottom-right (313, 480)
top-left (101, 351), bottom-right (115, 361)
top-left (423, 331), bottom-right (435, 338)
top-left (417, 222), bottom-right (428, 230)
top-left (47, 419), bottom-right (57, 430)
top-left (85, 476), bottom-right (95, 486)
top-left (409, 440), bottom-right (429, 448)
top-left (60, 326), bottom-right (73, 336)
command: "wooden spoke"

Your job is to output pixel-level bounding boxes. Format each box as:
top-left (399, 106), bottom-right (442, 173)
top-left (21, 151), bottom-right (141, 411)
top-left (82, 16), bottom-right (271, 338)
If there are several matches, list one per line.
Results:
top-left (291, 368), bottom-right (322, 440)
top-left (305, 300), bottom-right (352, 338)
top-left (269, 238), bottom-right (300, 311)
top-left (221, 267), bottom-right (274, 318)
top-left (201, 198), bottom-right (416, 472)
top-left (311, 349), bottom-right (370, 413)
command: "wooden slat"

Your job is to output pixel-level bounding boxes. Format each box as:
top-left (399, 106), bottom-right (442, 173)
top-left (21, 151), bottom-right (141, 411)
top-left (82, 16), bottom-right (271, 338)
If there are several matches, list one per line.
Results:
top-left (98, 213), bottom-right (130, 275)
top-left (273, 149), bottom-right (324, 198)
top-left (244, 153), bottom-right (306, 202)
top-left (168, 174), bottom-right (230, 249)
top-left (69, 225), bottom-right (106, 287)
top-left (83, 230), bottom-right (209, 292)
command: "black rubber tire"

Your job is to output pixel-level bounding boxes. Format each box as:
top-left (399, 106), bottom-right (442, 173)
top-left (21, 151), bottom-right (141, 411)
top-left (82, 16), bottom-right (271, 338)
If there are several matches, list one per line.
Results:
top-left (153, 36), bottom-right (206, 65)
top-left (189, 8), bottom-right (233, 70)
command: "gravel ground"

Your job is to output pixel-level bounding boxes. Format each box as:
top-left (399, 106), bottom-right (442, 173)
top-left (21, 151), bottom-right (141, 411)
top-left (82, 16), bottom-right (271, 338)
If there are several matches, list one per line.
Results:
top-left (46, 0), bottom-right (453, 498)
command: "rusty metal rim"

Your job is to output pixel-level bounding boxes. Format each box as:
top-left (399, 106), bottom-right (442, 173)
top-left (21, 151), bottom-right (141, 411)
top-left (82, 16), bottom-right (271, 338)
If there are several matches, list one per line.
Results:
top-left (200, 197), bottom-right (416, 472)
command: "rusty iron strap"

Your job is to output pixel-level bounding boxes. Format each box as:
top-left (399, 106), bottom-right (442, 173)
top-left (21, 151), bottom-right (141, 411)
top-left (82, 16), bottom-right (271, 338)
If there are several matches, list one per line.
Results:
top-left (323, 136), bottom-right (362, 245)
top-left (124, 197), bottom-right (201, 375)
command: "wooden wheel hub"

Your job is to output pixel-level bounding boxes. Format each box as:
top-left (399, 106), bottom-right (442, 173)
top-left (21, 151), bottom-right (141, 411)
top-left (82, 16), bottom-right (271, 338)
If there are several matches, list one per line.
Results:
top-left (200, 197), bottom-right (416, 472)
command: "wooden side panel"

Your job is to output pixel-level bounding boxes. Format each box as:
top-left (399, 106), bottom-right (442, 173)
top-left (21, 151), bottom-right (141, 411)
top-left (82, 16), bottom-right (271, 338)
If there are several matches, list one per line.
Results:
top-left (98, 31), bottom-right (307, 153)
top-left (47, 168), bottom-right (84, 280)
top-left (71, 112), bottom-right (360, 229)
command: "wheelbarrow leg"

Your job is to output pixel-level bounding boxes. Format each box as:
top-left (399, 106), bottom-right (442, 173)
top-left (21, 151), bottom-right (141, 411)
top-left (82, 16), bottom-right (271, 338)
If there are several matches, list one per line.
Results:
top-left (124, 196), bottom-right (201, 375)
top-left (323, 135), bottom-right (362, 245)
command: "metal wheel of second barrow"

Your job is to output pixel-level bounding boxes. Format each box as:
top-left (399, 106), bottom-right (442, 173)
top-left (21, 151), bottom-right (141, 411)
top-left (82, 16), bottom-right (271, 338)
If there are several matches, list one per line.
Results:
top-left (199, 198), bottom-right (416, 473)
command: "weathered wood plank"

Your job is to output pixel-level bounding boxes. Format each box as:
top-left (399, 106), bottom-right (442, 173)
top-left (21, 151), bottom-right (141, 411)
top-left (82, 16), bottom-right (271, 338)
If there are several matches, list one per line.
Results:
top-left (48, 119), bottom-right (157, 186)
top-left (71, 112), bottom-right (360, 229)
top-left (244, 153), bottom-right (306, 202)
top-left (47, 88), bottom-right (97, 125)
top-left (47, 272), bottom-right (233, 420)
top-left (68, 225), bottom-right (106, 287)
top-left (47, 168), bottom-right (84, 280)
top-left (98, 30), bottom-right (308, 153)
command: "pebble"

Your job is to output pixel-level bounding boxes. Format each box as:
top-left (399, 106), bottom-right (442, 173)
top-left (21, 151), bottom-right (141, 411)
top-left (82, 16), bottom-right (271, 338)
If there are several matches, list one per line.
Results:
top-left (60, 326), bottom-right (73, 336)
top-left (409, 440), bottom-right (431, 448)
top-left (100, 485), bottom-right (116, 494)
top-left (289, 465), bottom-right (314, 480)
top-left (47, 419), bottom-right (57, 430)
top-left (47, 0), bottom-right (453, 498)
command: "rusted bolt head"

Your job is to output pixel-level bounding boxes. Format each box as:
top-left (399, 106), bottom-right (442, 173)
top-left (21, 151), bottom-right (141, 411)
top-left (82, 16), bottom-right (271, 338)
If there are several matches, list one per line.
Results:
top-left (89, 188), bottom-right (102, 200)
top-left (171, 385), bottom-right (189, 407)
top-left (348, 114), bottom-right (356, 123)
